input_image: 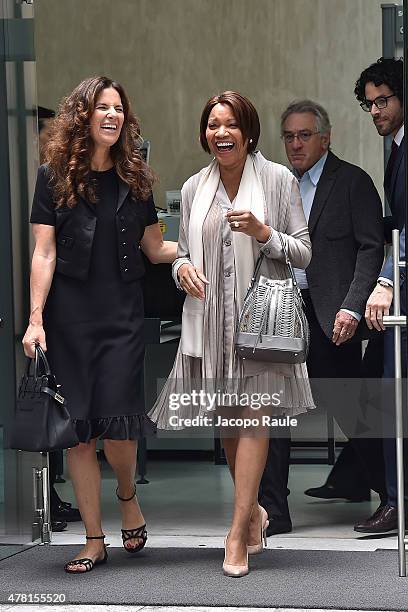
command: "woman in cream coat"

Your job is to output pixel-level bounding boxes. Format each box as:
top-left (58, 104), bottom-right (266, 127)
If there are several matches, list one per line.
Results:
top-left (149, 91), bottom-right (313, 577)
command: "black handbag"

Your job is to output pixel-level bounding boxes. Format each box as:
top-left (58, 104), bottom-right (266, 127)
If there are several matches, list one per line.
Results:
top-left (10, 344), bottom-right (79, 452)
top-left (235, 233), bottom-right (310, 364)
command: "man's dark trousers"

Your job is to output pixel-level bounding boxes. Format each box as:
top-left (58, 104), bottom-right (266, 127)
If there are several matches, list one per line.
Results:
top-left (259, 294), bottom-right (387, 521)
top-left (304, 293), bottom-right (386, 499)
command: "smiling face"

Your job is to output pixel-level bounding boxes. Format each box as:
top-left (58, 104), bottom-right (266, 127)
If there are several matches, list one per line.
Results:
top-left (364, 82), bottom-right (403, 138)
top-left (282, 112), bottom-right (330, 177)
top-left (205, 103), bottom-right (248, 171)
top-left (89, 87), bottom-right (125, 150)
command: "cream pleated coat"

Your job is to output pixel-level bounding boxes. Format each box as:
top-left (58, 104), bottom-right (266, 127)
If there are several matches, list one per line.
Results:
top-left (149, 152), bottom-right (315, 429)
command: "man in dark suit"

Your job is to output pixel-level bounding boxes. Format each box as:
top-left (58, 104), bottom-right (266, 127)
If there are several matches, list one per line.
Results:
top-left (353, 57), bottom-right (405, 533)
top-left (259, 100), bottom-right (386, 535)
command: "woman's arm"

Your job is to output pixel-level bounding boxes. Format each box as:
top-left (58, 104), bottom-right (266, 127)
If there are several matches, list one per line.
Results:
top-left (140, 223), bottom-right (177, 264)
top-left (171, 176), bottom-right (208, 298)
top-left (171, 181), bottom-right (193, 279)
top-left (22, 224), bottom-right (56, 357)
top-left (259, 176), bottom-right (311, 268)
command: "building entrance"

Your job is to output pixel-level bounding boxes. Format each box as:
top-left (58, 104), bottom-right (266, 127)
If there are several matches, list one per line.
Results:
top-left (0, 0), bottom-right (49, 548)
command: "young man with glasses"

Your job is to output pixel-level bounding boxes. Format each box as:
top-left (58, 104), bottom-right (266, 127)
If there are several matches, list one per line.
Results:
top-left (353, 57), bottom-right (406, 534)
top-left (259, 100), bottom-right (386, 536)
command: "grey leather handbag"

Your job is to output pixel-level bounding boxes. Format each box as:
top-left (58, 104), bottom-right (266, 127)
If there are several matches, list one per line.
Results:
top-left (235, 233), bottom-right (309, 364)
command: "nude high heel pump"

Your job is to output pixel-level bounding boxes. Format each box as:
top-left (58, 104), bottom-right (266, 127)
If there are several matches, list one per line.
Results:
top-left (223, 535), bottom-right (249, 578)
top-left (247, 505), bottom-right (269, 555)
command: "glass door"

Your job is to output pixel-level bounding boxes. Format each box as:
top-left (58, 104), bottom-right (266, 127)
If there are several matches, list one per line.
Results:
top-left (0, 0), bottom-right (49, 550)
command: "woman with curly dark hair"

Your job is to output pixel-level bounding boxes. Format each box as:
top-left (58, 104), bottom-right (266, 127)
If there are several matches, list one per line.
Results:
top-left (22, 76), bottom-right (176, 573)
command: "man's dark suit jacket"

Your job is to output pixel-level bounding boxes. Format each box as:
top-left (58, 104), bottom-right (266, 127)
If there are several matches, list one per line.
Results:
top-left (381, 136), bottom-right (406, 294)
top-left (305, 150), bottom-right (384, 340)
top-left (384, 136), bottom-right (405, 241)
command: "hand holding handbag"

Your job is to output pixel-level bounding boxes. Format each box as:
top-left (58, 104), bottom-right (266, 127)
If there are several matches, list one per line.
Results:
top-left (9, 344), bottom-right (79, 452)
top-left (235, 233), bottom-right (310, 364)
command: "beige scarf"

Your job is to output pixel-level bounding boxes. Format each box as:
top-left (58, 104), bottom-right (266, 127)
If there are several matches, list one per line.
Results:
top-left (181, 154), bottom-right (265, 357)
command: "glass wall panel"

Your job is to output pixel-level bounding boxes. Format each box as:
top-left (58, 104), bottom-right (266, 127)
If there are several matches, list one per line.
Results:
top-left (0, 0), bottom-right (47, 549)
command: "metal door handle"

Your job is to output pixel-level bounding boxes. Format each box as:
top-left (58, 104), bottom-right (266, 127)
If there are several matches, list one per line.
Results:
top-left (387, 229), bottom-right (406, 577)
top-left (31, 466), bottom-right (51, 544)
top-left (383, 315), bottom-right (407, 327)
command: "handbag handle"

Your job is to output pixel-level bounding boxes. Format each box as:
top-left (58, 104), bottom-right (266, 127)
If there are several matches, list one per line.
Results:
top-left (20, 344), bottom-right (67, 408)
top-left (26, 343), bottom-right (52, 379)
top-left (276, 232), bottom-right (301, 294)
top-left (35, 344), bottom-right (51, 377)
top-left (244, 231), bottom-right (300, 301)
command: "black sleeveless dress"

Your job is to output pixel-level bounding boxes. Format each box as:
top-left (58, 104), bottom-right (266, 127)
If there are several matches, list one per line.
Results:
top-left (30, 167), bottom-right (157, 442)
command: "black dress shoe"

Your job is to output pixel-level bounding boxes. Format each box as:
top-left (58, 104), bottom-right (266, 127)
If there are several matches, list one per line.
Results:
top-left (354, 504), bottom-right (399, 533)
top-left (51, 519), bottom-right (67, 532)
top-left (60, 501), bottom-right (72, 510)
top-left (266, 516), bottom-right (292, 537)
top-left (304, 483), bottom-right (371, 502)
top-left (51, 503), bottom-right (81, 522)
top-left (55, 475), bottom-right (66, 484)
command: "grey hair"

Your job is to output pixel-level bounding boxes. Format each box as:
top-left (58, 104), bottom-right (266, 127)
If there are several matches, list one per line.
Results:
top-left (280, 99), bottom-right (332, 135)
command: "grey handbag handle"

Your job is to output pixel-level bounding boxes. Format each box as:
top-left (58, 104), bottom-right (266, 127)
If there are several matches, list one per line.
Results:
top-left (276, 232), bottom-right (302, 296)
top-left (244, 232), bottom-right (300, 301)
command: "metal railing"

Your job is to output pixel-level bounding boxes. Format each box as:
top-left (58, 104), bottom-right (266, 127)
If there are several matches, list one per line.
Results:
top-left (32, 465), bottom-right (51, 544)
top-left (383, 229), bottom-right (407, 576)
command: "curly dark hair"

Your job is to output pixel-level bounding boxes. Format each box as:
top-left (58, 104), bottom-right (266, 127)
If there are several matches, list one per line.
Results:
top-left (44, 76), bottom-right (156, 208)
top-left (354, 57), bottom-right (403, 104)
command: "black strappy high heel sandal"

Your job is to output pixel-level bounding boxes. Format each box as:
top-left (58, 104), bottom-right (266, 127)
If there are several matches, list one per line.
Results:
top-left (64, 535), bottom-right (108, 574)
top-left (116, 485), bottom-right (147, 554)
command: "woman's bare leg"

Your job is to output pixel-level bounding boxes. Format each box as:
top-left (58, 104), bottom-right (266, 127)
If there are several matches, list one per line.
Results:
top-left (222, 433), bottom-right (268, 548)
top-left (221, 437), bottom-right (238, 479)
top-left (103, 439), bottom-right (145, 550)
top-left (222, 434), bottom-right (269, 565)
top-left (66, 440), bottom-right (105, 571)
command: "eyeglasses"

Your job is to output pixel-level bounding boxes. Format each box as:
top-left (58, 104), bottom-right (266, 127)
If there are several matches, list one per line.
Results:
top-left (281, 130), bottom-right (320, 144)
top-left (360, 94), bottom-right (396, 112)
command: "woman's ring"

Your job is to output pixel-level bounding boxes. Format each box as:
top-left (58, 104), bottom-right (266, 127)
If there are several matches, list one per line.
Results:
top-left (233, 221), bottom-right (239, 228)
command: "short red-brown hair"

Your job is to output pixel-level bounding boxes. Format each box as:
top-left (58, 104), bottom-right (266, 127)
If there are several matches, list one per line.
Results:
top-left (199, 91), bottom-right (260, 154)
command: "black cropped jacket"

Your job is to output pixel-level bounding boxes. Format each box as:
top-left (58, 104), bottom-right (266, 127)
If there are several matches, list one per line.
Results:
top-left (30, 164), bottom-right (157, 282)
